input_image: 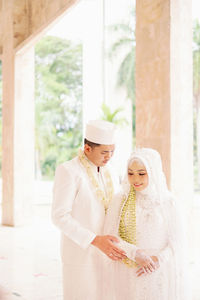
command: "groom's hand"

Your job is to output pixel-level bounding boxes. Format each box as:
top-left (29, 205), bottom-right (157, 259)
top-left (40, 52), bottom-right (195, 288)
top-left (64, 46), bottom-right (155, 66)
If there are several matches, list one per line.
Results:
top-left (91, 235), bottom-right (127, 261)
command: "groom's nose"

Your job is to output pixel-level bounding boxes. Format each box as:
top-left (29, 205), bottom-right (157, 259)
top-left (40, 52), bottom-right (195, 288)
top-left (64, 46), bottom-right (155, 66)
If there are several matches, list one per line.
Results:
top-left (106, 152), bottom-right (113, 159)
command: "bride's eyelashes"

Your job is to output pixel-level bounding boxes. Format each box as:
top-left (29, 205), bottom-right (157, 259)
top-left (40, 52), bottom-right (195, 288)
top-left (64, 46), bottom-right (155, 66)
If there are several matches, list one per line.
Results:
top-left (128, 173), bottom-right (147, 176)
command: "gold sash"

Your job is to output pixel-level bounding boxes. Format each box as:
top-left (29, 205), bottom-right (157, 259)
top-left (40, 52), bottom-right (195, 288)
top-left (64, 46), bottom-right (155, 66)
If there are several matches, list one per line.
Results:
top-left (78, 149), bottom-right (113, 214)
top-left (118, 185), bottom-right (137, 268)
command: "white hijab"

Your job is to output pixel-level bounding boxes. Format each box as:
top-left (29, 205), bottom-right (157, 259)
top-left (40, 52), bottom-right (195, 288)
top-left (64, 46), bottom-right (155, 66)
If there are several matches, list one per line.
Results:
top-left (122, 147), bottom-right (170, 205)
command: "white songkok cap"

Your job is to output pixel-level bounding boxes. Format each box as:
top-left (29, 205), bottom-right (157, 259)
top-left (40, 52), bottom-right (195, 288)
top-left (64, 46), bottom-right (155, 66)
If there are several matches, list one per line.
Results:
top-left (85, 120), bottom-right (116, 145)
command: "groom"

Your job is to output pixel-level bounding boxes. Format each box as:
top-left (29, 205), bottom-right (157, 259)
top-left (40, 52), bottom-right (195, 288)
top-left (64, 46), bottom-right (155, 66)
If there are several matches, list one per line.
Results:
top-left (52, 120), bottom-right (126, 300)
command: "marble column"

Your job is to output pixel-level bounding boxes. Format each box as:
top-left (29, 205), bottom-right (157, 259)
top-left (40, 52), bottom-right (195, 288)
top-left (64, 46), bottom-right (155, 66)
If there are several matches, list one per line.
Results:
top-left (2, 0), bottom-right (35, 225)
top-left (135, 0), bottom-right (193, 203)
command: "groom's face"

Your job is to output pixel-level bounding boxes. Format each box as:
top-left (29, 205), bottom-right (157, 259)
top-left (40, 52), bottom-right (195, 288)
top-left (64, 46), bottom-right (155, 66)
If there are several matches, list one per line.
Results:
top-left (84, 144), bottom-right (115, 167)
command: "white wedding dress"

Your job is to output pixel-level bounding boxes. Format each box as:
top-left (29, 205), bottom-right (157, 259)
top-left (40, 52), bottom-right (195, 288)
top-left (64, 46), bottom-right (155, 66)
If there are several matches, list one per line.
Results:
top-left (103, 148), bottom-right (190, 300)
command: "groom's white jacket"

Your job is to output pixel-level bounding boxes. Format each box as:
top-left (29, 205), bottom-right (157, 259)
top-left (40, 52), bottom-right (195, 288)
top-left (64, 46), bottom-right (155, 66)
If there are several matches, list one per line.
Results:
top-left (52, 155), bottom-right (117, 300)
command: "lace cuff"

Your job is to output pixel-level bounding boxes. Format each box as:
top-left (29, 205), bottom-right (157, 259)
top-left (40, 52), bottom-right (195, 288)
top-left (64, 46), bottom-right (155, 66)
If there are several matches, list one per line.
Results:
top-left (157, 244), bottom-right (173, 264)
top-left (116, 238), bottom-right (138, 261)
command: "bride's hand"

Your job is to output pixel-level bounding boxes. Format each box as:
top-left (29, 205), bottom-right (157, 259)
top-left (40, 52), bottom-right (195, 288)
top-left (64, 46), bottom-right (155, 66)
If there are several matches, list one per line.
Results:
top-left (135, 249), bottom-right (156, 271)
top-left (136, 255), bottom-right (160, 277)
top-left (151, 255), bottom-right (160, 266)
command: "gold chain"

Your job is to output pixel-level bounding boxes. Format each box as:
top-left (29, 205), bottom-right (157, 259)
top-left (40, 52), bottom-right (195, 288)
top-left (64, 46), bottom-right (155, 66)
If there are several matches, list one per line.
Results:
top-left (118, 185), bottom-right (137, 268)
top-left (78, 150), bottom-right (113, 214)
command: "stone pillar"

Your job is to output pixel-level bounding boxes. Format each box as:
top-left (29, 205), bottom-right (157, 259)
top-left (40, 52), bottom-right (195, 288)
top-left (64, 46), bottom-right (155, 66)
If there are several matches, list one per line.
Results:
top-left (135, 0), bottom-right (193, 203)
top-left (2, 0), bottom-right (35, 226)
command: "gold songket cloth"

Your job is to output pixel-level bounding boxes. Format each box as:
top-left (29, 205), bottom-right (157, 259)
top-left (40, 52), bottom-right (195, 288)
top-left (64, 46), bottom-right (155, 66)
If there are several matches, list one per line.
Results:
top-left (118, 185), bottom-right (137, 268)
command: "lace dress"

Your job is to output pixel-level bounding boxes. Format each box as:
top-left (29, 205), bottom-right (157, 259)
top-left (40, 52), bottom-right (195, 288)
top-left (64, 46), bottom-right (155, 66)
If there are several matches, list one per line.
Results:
top-left (103, 191), bottom-right (189, 300)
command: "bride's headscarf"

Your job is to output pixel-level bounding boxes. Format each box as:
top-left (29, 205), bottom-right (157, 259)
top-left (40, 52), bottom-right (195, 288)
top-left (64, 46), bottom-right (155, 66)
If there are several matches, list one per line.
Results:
top-left (122, 147), bottom-right (170, 204)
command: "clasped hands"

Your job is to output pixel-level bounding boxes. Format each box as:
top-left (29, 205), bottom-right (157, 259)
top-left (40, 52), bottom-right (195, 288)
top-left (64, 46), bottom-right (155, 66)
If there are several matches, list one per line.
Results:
top-left (135, 249), bottom-right (160, 277)
top-left (92, 235), bottom-right (160, 276)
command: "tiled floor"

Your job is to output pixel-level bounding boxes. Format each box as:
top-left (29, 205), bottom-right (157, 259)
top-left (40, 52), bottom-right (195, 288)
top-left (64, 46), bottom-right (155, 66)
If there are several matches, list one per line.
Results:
top-left (0, 205), bottom-right (62, 300)
top-left (0, 197), bottom-right (200, 300)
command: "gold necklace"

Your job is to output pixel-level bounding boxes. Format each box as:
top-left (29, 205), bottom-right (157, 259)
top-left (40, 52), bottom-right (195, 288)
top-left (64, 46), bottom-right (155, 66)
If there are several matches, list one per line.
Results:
top-left (118, 185), bottom-right (137, 268)
top-left (78, 149), bottom-right (113, 214)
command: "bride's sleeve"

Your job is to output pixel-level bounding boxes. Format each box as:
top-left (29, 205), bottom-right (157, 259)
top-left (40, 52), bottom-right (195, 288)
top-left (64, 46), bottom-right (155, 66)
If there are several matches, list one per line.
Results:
top-left (116, 239), bottom-right (138, 261)
top-left (157, 240), bottom-right (173, 264)
top-left (158, 195), bottom-right (188, 265)
top-left (104, 192), bottom-right (138, 260)
top-left (159, 194), bottom-right (191, 299)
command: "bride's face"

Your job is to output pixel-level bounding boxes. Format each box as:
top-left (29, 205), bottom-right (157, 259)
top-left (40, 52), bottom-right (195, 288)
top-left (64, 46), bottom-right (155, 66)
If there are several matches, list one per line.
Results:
top-left (128, 160), bottom-right (149, 191)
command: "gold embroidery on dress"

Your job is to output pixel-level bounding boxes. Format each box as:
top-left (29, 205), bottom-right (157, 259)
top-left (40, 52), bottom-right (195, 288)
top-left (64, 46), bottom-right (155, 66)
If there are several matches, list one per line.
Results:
top-left (118, 185), bottom-right (137, 268)
top-left (78, 149), bottom-right (113, 214)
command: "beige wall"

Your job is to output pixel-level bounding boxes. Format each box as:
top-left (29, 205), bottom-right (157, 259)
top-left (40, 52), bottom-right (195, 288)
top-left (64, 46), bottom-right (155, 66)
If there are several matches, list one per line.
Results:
top-left (0, 0), bottom-right (79, 54)
top-left (135, 0), bottom-right (193, 203)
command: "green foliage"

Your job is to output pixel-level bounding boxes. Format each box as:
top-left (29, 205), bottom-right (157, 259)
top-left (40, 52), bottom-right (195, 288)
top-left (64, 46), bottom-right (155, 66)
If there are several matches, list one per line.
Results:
top-left (108, 9), bottom-right (135, 134)
top-left (109, 20), bottom-right (135, 101)
top-left (109, 23), bottom-right (135, 101)
top-left (35, 36), bottom-right (83, 179)
top-left (101, 103), bottom-right (128, 126)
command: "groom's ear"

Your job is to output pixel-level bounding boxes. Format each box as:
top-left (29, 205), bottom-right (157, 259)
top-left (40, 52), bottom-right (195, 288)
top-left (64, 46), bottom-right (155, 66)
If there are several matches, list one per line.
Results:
top-left (84, 143), bottom-right (92, 154)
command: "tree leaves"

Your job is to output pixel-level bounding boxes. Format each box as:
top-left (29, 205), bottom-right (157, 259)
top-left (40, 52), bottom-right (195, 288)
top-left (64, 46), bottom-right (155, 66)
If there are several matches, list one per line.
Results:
top-left (35, 36), bottom-right (83, 179)
top-left (101, 103), bottom-right (128, 126)
top-left (108, 9), bottom-right (135, 132)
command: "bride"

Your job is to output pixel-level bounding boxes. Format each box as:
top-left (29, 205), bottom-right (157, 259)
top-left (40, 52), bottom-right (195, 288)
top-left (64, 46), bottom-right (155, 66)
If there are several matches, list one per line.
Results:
top-left (103, 148), bottom-right (190, 300)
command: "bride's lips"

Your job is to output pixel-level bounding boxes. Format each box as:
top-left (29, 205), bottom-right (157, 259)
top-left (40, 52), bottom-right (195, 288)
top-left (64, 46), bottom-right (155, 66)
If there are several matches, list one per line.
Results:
top-left (134, 183), bottom-right (143, 187)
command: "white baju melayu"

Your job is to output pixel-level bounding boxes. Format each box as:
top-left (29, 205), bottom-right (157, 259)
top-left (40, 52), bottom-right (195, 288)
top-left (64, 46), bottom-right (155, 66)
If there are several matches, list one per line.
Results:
top-left (52, 154), bottom-right (115, 300)
top-left (103, 148), bottom-right (191, 300)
